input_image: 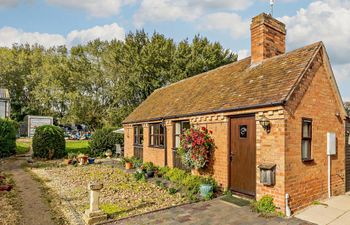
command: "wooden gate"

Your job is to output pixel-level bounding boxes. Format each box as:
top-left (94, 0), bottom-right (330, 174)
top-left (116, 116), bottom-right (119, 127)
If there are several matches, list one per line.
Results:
top-left (230, 115), bottom-right (256, 196)
top-left (346, 120), bottom-right (350, 192)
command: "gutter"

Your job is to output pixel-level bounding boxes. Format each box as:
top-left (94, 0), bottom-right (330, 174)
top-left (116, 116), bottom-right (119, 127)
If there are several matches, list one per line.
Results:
top-left (123, 100), bottom-right (286, 125)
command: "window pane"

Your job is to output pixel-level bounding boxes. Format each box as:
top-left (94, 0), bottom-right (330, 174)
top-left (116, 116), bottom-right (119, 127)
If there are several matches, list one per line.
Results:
top-left (182, 122), bottom-right (190, 131)
top-left (160, 125), bottom-right (164, 135)
top-left (150, 135), bottom-right (154, 145)
top-left (151, 125), bottom-right (154, 135)
top-left (175, 122), bottom-right (181, 135)
top-left (154, 125), bottom-right (159, 134)
top-left (175, 135), bottom-right (180, 148)
top-left (155, 135), bottom-right (159, 146)
top-left (302, 140), bottom-right (311, 159)
top-left (302, 121), bottom-right (311, 138)
top-left (160, 135), bottom-right (164, 146)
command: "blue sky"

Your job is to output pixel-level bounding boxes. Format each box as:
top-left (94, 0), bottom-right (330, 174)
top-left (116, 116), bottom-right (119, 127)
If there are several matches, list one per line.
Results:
top-left (0, 0), bottom-right (349, 101)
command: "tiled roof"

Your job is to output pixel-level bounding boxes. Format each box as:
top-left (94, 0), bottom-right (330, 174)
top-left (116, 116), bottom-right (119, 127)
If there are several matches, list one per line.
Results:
top-left (0, 89), bottom-right (10, 100)
top-left (124, 42), bottom-right (322, 124)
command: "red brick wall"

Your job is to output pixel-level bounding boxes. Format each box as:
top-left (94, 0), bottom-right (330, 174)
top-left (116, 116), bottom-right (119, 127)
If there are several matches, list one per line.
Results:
top-left (251, 13), bottom-right (286, 64)
top-left (285, 62), bottom-right (346, 213)
top-left (255, 110), bottom-right (286, 211)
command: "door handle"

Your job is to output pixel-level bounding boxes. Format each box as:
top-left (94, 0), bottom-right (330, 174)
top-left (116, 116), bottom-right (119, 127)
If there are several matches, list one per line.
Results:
top-left (230, 154), bottom-right (235, 161)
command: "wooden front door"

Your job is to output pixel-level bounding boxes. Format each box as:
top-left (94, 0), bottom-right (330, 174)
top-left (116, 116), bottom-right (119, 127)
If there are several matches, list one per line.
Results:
top-left (230, 115), bottom-right (256, 196)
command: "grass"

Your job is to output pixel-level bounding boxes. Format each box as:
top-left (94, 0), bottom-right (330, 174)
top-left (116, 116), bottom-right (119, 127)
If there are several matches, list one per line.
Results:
top-left (16, 139), bottom-right (90, 155)
top-left (65, 140), bottom-right (90, 154)
top-left (16, 139), bottom-right (31, 154)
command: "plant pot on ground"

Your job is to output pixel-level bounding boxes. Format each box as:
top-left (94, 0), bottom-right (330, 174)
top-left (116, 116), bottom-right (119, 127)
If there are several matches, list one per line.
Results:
top-left (88, 158), bottom-right (95, 164)
top-left (105, 149), bottom-right (113, 159)
top-left (125, 162), bottom-right (133, 170)
top-left (199, 184), bottom-right (213, 199)
top-left (143, 162), bottom-right (156, 178)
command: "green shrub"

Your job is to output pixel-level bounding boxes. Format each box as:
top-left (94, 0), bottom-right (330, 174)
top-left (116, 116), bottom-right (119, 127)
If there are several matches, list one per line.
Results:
top-left (251, 195), bottom-right (276, 216)
top-left (0, 119), bottom-right (18, 158)
top-left (32, 125), bottom-right (66, 159)
top-left (89, 127), bottom-right (123, 156)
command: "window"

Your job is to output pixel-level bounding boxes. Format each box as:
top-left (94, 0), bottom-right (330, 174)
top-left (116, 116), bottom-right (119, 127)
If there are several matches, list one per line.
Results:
top-left (302, 118), bottom-right (312, 161)
top-left (239, 125), bottom-right (248, 138)
top-left (150, 123), bottom-right (165, 148)
top-left (133, 125), bottom-right (143, 146)
top-left (173, 121), bottom-right (190, 148)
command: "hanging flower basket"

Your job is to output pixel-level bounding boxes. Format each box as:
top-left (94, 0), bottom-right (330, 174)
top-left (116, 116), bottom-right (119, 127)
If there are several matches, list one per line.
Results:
top-left (177, 127), bottom-right (215, 170)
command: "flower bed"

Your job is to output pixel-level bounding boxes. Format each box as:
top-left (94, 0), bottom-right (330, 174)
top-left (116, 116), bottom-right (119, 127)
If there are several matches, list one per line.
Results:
top-left (31, 163), bottom-right (187, 221)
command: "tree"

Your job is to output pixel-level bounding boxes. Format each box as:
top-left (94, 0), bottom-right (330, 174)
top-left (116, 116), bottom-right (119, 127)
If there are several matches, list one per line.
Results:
top-left (345, 102), bottom-right (350, 116)
top-left (0, 31), bottom-right (237, 128)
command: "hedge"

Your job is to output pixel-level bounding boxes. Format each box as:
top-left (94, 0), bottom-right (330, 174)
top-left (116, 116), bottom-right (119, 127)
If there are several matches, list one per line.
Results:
top-left (32, 125), bottom-right (66, 159)
top-left (89, 127), bottom-right (123, 156)
top-left (0, 118), bottom-right (17, 158)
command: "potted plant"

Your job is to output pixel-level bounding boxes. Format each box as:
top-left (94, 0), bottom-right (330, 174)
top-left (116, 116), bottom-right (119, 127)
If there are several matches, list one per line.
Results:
top-left (65, 152), bottom-right (76, 165)
top-left (177, 127), bottom-right (215, 175)
top-left (105, 149), bottom-right (113, 159)
top-left (143, 162), bottom-right (156, 178)
top-left (88, 157), bottom-right (95, 164)
top-left (199, 177), bottom-right (217, 200)
top-left (122, 157), bottom-right (133, 170)
top-left (77, 153), bottom-right (88, 165)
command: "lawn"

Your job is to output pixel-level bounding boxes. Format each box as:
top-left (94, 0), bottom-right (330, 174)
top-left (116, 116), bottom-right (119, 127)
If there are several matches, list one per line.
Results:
top-left (16, 138), bottom-right (31, 154)
top-left (15, 139), bottom-right (90, 155)
top-left (31, 163), bottom-right (187, 221)
top-left (65, 140), bottom-right (90, 154)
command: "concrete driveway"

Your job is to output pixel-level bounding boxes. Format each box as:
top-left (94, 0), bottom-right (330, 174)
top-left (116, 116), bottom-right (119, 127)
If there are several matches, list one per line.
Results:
top-left (295, 193), bottom-right (350, 225)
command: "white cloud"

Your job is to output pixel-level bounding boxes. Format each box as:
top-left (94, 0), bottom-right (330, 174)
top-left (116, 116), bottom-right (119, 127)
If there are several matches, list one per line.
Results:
top-left (0, 0), bottom-right (32, 8)
top-left (0, 23), bottom-right (125, 48)
top-left (46, 0), bottom-right (135, 17)
top-left (280, 0), bottom-right (350, 93)
top-left (0, 27), bottom-right (66, 47)
top-left (198, 12), bottom-right (249, 39)
top-left (237, 49), bottom-right (250, 60)
top-left (67, 23), bottom-right (125, 47)
top-left (280, 0), bottom-right (350, 65)
top-left (133, 0), bottom-right (253, 27)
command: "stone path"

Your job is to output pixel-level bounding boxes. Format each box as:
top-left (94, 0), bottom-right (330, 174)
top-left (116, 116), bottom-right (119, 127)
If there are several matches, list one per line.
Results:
top-left (1, 156), bottom-right (55, 225)
top-left (108, 198), bottom-right (313, 225)
top-left (295, 193), bottom-right (350, 225)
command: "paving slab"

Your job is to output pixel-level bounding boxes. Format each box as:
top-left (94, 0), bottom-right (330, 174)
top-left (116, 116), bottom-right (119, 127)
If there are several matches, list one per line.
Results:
top-left (295, 205), bottom-right (345, 225)
top-left (323, 195), bottom-right (350, 211)
top-left (328, 211), bottom-right (350, 225)
top-left (106, 198), bottom-right (312, 225)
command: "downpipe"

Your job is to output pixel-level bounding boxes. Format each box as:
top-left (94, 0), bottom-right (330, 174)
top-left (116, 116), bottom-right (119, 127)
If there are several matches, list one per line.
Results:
top-left (285, 193), bottom-right (291, 217)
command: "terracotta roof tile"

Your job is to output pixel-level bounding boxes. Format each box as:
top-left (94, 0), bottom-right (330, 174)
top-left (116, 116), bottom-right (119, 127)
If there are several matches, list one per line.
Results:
top-left (124, 42), bottom-right (322, 123)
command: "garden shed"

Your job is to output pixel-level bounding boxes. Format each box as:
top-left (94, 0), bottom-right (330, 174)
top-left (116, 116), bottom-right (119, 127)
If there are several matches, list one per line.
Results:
top-left (0, 88), bottom-right (10, 118)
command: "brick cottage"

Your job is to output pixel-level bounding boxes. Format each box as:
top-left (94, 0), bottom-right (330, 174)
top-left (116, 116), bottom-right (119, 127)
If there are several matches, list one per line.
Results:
top-left (123, 13), bottom-right (349, 213)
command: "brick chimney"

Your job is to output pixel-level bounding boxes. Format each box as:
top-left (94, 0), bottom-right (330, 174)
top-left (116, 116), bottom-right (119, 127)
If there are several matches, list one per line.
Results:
top-left (250, 13), bottom-right (286, 65)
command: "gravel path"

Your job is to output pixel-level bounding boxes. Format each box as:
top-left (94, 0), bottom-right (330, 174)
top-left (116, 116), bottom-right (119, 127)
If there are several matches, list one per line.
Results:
top-left (1, 157), bottom-right (55, 225)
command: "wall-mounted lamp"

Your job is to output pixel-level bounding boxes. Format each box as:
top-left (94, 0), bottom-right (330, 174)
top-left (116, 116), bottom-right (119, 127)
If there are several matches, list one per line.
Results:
top-left (259, 115), bottom-right (271, 133)
top-left (335, 112), bottom-right (340, 118)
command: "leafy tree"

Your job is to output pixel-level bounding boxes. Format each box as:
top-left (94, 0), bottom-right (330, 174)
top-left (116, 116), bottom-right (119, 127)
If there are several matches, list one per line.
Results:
top-left (345, 102), bottom-right (350, 116)
top-left (0, 31), bottom-right (237, 128)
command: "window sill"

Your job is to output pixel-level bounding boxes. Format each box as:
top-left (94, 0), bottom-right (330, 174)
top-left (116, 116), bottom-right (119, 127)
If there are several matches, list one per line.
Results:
top-left (149, 146), bottom-right (165, 149)
top-left (302, 159), bottom-right (314, 163)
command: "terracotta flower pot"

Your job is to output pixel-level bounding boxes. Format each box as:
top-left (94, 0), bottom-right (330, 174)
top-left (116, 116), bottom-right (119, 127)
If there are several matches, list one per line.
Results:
top-left (125, 162), bottom-right (133, 170)
top-left (191, 168), bottom-right (200, 176)
top-left (64, 159), bottom-right (72, 165)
